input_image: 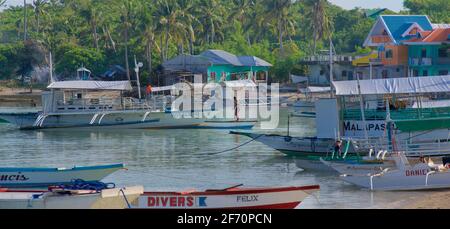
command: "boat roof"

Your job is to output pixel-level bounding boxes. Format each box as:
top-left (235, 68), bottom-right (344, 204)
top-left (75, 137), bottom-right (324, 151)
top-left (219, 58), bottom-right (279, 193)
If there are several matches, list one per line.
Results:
top-left (48, 80), bottom-right (132, 91)
top-left (300, 86), bottom-right (331, 93)
top-left (333, 75), bottom-right (450, 96)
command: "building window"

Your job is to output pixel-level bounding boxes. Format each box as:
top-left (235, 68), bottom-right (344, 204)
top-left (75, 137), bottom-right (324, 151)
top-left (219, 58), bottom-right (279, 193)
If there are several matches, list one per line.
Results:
top-left (421, 48), bottom-right (427, 58)
top-left (396, 68), bottom-right (400, 72)
top-left (385, 49), bottom-right (393, 59)
top-left (413, 69), bottom-right (419, 77)
top-left (438, 46), bottom-right (449, 57)
top-left (210, 72), bottom-right (216, 82)
top-left (348, 71), bottom-right (354, 80)
top-left (320, 69), bottom-right (325, 75)
top-left (341, 70), bottom-right (347, 77)
top-left (439, 70), bottom-right (448, 75)
top-left (382, 70), bottom-right (388, 78)
top-left (423, 70), bottom-right (428, 76)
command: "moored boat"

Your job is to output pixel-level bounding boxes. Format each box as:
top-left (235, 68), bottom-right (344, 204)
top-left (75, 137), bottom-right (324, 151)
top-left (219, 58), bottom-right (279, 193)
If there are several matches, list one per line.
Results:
top-left (0, 185), bottom-right (144, 209)
top-left (133, 185), bottom-right (320, 209)
top-left (327, 151), bottom-right (450, 191)
top-left (0, 164), bottom-right (125, 188)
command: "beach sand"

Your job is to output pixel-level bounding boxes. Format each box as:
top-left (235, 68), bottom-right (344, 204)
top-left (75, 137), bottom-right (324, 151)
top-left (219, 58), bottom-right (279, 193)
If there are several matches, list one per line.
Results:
top-left (401, 191), bottom-right (450, 209)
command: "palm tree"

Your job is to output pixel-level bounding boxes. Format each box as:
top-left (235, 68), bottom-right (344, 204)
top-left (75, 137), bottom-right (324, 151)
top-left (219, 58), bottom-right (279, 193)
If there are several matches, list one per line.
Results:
top-left (79, 0), bottom-right (102, 51)
top-left (154, 0), bottom-right (179, 61)
top-left (262, 0), bottom-right (296, 50)
top-left (305, 0), bottom-right (332, 54)
top-left (119, 0), bottom-right (136, 81)
top-left (32, 0), bottom-right (47, 35)
top-left (197, 0), bottom-right (225, 44)
top-left (228, 0), bottom-right (254, 44)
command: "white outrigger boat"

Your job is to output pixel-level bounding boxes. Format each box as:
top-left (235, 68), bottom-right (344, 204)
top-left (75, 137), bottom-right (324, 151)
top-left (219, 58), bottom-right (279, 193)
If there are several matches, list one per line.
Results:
top-left (0, 80), bottom-right (205, 130)
top-left (133, 184), bottom-right (320, 209)
top-left (328, 152), bottom-right (450, 191)
top-left (0, 163), bottom-right (124, 188)
top-left (0, 185), bottom-right (143, 209)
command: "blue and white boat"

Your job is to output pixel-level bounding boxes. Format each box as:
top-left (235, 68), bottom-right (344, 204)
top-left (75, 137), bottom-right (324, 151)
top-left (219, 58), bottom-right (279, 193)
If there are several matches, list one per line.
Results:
top-left (0, 163), bottom-right (124, 188)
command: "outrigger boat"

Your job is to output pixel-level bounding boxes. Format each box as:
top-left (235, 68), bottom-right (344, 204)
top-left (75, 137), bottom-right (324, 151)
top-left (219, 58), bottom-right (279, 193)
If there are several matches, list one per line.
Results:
top-left (0, 163), bottom-right (124, 188)
top-left (0, 183), bottom-right (143, 209)
top-left (133, 184), bottom-right (320, 209)
top-left (326, 152), bottom-right (450, 191)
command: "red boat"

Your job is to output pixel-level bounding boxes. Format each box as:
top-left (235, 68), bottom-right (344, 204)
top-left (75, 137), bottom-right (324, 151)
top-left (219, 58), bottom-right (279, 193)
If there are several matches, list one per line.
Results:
top-left (132, 184), bottom-right (320, 209)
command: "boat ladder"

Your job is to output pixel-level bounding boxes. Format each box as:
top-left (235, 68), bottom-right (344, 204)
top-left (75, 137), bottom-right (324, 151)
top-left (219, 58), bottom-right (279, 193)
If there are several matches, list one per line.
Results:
top-left (33, 114), bottom-right (48, 127)
top-left (90, 113), bottom-right (108, 125)
top-left (142, 111), bottom-right (151, 122)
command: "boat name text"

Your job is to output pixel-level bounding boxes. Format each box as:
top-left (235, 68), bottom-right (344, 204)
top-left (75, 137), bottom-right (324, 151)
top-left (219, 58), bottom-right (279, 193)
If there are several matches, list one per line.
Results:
top-left (0, 173), bottom-right (29, 181)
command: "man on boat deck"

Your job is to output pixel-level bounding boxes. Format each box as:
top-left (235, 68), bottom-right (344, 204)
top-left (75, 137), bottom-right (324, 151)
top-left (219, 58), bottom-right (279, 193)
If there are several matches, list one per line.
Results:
top-left (334, 140), bottom-right (342, 157)
top-left (146, 84), bottom-right (152, 98)
top-left (234, 96), bottom-right (239, 121)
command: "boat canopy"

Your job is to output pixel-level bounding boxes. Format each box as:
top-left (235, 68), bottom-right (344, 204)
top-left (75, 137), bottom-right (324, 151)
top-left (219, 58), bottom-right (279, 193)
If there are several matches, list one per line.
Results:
top-left (333, 75), bottom-right (450, 96)
top-left (300, 86), bottom-right (331, 94)
top-left (48, 80), bottom-right (132, 91)
top-left (222, 80), bottom-right (257, 88)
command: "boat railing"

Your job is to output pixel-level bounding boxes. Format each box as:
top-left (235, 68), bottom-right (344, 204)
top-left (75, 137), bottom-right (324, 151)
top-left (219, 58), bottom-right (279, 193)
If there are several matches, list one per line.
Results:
top-left (344, 107), bottom-right (450, 121)
top-left (352, 138), bottom-right (450, 156)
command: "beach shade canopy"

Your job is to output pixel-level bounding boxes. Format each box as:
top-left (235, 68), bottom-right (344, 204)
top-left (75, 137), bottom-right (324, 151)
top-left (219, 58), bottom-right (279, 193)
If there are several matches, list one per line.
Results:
top-left (48, 80), bottom-right (132, 91)
top-left (300, 86), bottom-right (331, 94)
top-left (333, 75), bottom-right (450, 96)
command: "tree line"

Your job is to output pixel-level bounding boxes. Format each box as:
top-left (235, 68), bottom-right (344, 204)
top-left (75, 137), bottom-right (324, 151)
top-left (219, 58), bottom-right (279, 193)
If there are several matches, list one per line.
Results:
top-left (0, 0), bottom-right (447, 84)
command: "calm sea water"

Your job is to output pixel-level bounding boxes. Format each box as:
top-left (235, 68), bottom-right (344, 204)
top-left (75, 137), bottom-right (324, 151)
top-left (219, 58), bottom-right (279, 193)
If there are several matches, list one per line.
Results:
top-left (0, 106), bottom-right (430, 208)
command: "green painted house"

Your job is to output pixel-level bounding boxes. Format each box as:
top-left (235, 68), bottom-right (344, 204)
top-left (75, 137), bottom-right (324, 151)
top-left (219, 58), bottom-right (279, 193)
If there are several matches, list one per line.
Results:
top-left (162, 50), bottom-right (272, 86)
top-left (404, 28), bottom-right (450, 76)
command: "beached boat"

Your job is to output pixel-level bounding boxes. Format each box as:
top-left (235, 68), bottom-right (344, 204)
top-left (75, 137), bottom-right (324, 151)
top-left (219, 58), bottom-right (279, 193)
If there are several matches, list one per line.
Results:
top-left (0, 164), bottom-right (124, 188)
top-left (133, 185), bottom-right (320, 209)
top-left (0, 185), bottom-right (143, 209)
top-left (230, 131), bottom-right (354, 156)
top-left (328, 152), bottom-right (450, 191)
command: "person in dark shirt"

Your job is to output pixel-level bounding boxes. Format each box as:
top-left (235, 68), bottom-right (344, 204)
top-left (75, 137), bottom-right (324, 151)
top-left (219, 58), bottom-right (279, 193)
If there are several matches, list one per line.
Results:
top-left (334, 140), bottom-right (342, 157)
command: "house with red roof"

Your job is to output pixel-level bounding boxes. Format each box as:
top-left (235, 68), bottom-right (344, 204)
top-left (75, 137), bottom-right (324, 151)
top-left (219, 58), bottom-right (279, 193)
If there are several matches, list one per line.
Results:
top-left (363, 15), bottom-right (449, 78)
top-left (403, 28), bottom-right (450, 76)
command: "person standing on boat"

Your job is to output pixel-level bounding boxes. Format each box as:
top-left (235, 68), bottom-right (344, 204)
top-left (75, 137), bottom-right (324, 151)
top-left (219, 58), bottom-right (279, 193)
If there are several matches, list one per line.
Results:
top-left (334, 140), bottom-right (342, 157)
top-left (234, 96), bottom-right (239, 121)
top-left (146, 84), bottom-right (152, 99)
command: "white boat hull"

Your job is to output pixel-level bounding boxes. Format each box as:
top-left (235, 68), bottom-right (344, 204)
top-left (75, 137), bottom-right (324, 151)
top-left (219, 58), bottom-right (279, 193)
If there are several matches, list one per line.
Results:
top-left (0, 186), bottom-right (144, 209)
top-left (340, 163), bottom-right (450, 191)
top-left (133, 186), bottom-right (320, 209)
top-left (320, 158), bottom-right (393, 175)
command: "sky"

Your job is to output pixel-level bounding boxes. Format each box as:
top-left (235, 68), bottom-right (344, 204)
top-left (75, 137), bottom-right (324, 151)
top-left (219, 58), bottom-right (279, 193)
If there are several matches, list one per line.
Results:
top-left (2, 0), bottom-right (406, 12)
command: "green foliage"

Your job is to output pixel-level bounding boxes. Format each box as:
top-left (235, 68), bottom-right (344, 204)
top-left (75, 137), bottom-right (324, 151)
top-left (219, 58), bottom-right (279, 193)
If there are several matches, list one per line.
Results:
top-left (0, 0), bottom-right (448, 83)
top-left (56, 44), bottom-right (105, 78)
top-left (404, 0), bottom-right (449, 23)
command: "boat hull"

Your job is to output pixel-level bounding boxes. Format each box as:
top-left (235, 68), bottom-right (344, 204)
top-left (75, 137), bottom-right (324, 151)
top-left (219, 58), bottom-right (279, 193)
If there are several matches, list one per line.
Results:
top-left (133, 185), bottom-right (319, 209)
top-left (339, 164), bottom-right (450, 191)
top-left (320, 158), bottom-right (392, 175)
top-left (0, 186), bottom-right (144, 209)
top-left (0, 164), bottom-right (124, 188)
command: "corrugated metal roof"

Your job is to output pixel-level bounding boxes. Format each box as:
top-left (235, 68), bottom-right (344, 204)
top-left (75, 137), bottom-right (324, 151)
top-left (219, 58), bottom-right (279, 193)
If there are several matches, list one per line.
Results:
top-left (381, 15), bottom-right (433, 44)
top-left (238, 56), bottom-right (272, 67)
top-left (199, 50), bottom-right (243, 66)
top-left (48, 80), bottom-right (132, 91)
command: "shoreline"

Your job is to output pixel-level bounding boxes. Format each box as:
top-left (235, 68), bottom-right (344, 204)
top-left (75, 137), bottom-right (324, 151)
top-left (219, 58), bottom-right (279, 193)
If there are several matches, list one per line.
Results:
top-left (401, 190), bottom-right (450, 209)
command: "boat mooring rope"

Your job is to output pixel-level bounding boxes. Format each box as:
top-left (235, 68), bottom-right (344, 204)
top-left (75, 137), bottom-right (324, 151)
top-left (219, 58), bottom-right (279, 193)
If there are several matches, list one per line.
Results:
top-left (119, 188), bottom-right (132, 209)
top-left (204, 134), bottom-right (264, 156)
top-left (51, 179), bottom-right (116, 192)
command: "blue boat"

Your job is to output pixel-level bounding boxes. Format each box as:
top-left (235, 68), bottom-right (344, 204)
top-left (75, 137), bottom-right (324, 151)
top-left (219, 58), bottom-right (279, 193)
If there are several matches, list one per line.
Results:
top-left (0, 163), bottom-right (125, 188)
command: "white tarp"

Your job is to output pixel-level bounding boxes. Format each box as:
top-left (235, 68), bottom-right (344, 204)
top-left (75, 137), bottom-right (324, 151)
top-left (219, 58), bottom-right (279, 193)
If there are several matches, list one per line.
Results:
top-left (48, 80), bottom-right (132, 91)
top-left (333, 75), bottom-right (450, 96)
top-left (300, 86), bottom-right (331, 94)
top-left (291, 75), bottom-right (308, 84)
top-left (223, 80), bottom-right (257, 88)
top-left (412, 99), bottom-right (450, 108)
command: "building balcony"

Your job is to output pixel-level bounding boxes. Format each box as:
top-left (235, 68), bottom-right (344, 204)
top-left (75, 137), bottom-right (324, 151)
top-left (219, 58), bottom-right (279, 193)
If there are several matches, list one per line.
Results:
top-left (437, 57), bottom-right (450, 65)
top-left (409, 58), bottom-right (432, 66)
top-left (300, 55), bottom-right (354, 64)
top-left (371, 35), bottom-right (391, 43)
top-left (369, 58), bottom-right (383, 65)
